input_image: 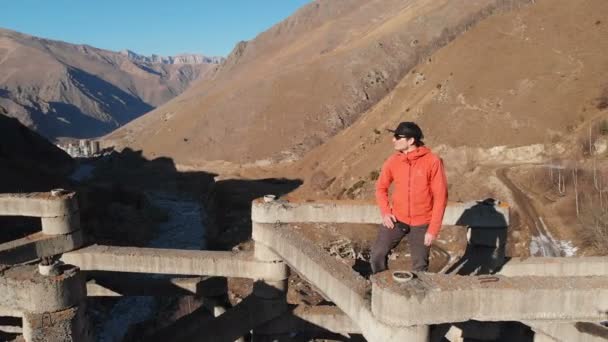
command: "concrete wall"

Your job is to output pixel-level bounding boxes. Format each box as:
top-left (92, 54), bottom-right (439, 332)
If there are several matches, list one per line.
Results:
top-left (252, 199), bottom-right (509, 227)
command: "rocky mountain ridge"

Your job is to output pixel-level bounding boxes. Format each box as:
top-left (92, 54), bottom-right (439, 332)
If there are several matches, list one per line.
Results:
top-left (119, 49), bottom-right (224, 65)
top-left (0, 28), bottom-right (219, 140)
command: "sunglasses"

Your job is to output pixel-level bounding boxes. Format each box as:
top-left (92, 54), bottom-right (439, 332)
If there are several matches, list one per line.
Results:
top-left (393, 134), bottom-right (409, 140)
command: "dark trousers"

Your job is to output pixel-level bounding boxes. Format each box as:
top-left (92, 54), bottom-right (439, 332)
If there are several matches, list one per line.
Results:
top-left (370, 222), bottom-right (430, 273)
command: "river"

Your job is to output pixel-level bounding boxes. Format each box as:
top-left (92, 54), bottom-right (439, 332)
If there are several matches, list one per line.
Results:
top-left (95, 192), bottom-right (206, 342)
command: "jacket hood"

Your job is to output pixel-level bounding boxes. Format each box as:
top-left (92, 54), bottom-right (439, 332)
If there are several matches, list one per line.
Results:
top-left (397, 146), bottom-right (431, 161)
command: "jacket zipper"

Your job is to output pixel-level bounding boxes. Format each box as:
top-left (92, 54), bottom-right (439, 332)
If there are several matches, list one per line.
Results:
top-left (407, 159), bottom-right (411, 222)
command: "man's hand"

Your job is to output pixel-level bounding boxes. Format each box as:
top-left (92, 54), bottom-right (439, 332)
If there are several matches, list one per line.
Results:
top-left (382, 214), bottom-right (397, 229)
top-left (424, 232), bottom-right (435, 246)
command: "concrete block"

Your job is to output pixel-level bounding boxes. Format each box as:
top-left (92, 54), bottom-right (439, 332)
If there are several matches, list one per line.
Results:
top-left (499, 257), bottom-right (608, 277)
top-left (251, 199), bottom-right (508, 227)
top-left (0, 230), bottom-right (84, 265)
top-left (22, 304), bottom-right (92, 342)
top-left (0, 192), bottom-right (79, 218)
top-left (61, 245), bottom-right (288, 281)
top-left (0, 264), bottom-right (85, 313)
top-left (371, 272), bottom-right (608, 326)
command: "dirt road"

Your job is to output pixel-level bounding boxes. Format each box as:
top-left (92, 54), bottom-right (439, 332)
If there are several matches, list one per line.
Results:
top-left (496, 166), bottom-right (561, 257)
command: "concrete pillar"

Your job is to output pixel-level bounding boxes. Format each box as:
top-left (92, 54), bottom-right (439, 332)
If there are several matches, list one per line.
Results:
top-left (40, 190), bottom-right (81, 235)
top-left (19, 262), bottom-right (92, 342)
top-left (251, 242), bottom-right (289, 339)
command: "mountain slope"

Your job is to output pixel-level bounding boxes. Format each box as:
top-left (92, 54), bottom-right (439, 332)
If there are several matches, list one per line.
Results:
top-left (0, 28), bottom-right (220, 140)
top-left (283, 0), bottom-right (608, 199)
top-left (108, 0), bottom-right (533, 164)
top-left (0, 112), bottom-right (73, 192)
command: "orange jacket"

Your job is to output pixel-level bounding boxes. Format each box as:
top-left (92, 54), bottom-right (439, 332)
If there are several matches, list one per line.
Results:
top-left (375, 146), bottom-right (448, 237)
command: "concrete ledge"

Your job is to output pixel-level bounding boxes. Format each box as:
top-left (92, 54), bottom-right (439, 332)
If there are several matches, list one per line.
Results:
top-left (62, 245), bottom-right (288, 281)
top-left (0, 264), bottom-right (85, 313)
top-left (0, 192), bottom-right (78, 218)
top-left (499, 257), bottom-right (608, 277)
top-left (252, 222), bottom-right (428, 341)
top-left (0, 230), bottom-right (84, 265)
top-left (86, 275), bottom-right (226, 297)
top-left (252, 199), bottom-right (508, 227)
top-left (371, 272), bottom-right (608, 326)
top-left (527, 321), bottom-right (608, 342)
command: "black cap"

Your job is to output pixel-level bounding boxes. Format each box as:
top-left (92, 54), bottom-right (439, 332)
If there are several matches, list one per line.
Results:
top-left (387, 122), bottom-right (424, 141)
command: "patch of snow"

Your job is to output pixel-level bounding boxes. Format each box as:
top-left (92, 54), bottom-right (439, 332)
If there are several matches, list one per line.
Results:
top-left (555, 240), bottom-right (578, 257)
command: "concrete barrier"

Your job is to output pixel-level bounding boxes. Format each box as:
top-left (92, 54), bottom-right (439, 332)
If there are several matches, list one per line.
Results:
top-left (62, 245), bottom-right (288, 281)
top-left (371, 272), bottom-right (608, 326)
top-left (252, 199), bottom-right (508, 227)
top-left (499, 257), bottom-right (608, 277)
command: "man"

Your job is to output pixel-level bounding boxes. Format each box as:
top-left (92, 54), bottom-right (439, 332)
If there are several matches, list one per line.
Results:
top-left (371, 122), bottom-right (448, 273)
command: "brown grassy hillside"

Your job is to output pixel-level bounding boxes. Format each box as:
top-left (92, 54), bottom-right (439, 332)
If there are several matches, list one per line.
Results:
top-left (108, 0), bottom-right (533, 164)
top-left (282, 0), bottom-right (608, 201)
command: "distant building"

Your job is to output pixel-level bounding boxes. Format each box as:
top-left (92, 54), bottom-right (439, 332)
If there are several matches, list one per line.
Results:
top-left (57, 139), bottom-right (111, 158)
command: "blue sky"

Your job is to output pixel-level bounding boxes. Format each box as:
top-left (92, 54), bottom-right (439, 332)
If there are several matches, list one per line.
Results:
top-left (0, 0), bottom-right (311, 57)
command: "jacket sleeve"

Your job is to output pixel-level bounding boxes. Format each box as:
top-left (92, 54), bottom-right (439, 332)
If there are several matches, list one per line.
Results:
top-left (428, 158), bottom-right (448, 237)
top-left (375, 159), bottom-right (393, 216)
